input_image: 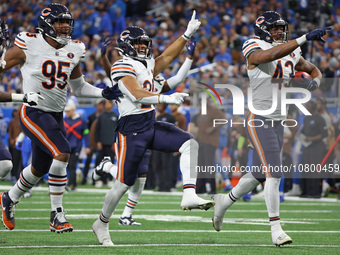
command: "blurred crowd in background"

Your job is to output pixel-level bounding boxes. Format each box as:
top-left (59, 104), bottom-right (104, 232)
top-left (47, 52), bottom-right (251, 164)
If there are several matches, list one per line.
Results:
top-left (0, 0), bottom-right (340, 197)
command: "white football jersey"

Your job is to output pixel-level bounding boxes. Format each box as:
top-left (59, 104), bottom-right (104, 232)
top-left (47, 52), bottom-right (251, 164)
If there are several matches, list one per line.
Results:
top-left (14, 32), bottom-right (85, 112)
top-left (242, 38), bottom-right (301, 120)
top-left (111, 56), bottom-right (156, 118)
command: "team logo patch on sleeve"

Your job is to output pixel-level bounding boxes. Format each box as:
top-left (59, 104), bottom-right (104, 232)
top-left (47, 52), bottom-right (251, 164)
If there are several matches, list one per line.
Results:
top-left (67, 53), bottom-right (75, 59)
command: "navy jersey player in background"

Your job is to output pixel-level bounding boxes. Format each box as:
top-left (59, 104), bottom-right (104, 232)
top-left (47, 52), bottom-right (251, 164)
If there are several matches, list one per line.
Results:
top-left (91, 12), bottom-right (215, 246)
top-left (212, 11), bottom-right (331, 246)
top-left (92, 35), bottom-right (197, 226)
top-left (0, 19), bottom-right (43, 181)
top-left (0, 3), bottom-right (122, 233)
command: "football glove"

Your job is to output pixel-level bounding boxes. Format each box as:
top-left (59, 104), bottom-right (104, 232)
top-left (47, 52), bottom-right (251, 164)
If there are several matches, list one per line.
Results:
top-left (186, 36), bottom-right (196, 56)
top-left (305, 79), bottom-right (319, 91)
top-left (100, 35), bottom-right (113, 55)
top-left (159, 93), bottom-right (189, 105)
top-left (183, 10), bottom-right (201, 40)
top-left (102, 84), bottom-right (123, 102)
top-left (291, 76), bottom-right (320, 91)
top-left (23, 92), bottom-right (45, 106)
top-left (306, 27), bottom-right (332, 43)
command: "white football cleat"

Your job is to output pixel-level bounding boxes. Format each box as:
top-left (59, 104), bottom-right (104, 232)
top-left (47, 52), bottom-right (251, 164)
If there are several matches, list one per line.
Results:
top-left (119, 216), bottom-right (142, 226)
top-left (212, 194), bottom-right (228, 231)
top-left (272, 231), bottom-right (292, 247)
top-left (92, 157), bottom-right (112, 181)
top-left (92, 218), bottom-right (114, 246)
top-left (180, 194), bottom-right (214, 211)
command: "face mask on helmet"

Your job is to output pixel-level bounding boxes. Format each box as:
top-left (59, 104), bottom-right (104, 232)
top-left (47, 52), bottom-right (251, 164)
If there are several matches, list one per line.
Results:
top-left (132, 36), bottom-right (152, 59)
top-left (117, 27), bottom-right (153, 60)
top-left (254, 11), bottom-right (289, 44)
top-left (38, 4), bottom-right (74, 46)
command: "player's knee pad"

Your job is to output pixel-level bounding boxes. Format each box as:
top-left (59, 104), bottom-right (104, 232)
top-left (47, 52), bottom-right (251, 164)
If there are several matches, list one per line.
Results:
top-left (179, 139), bottom-right (198, 155)
top-left (0, 160), bottom-right (13, 180)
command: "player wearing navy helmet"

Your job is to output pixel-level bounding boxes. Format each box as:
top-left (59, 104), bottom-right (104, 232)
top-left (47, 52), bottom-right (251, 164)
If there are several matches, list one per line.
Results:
top-left (91, 12), bottom-right (215, 246)
top-left (213, 11), bottom-right (331, 247)
top-left (0, 3), bottom-right (122, 233)
top-left (92, 35), bottom-right (197, 227)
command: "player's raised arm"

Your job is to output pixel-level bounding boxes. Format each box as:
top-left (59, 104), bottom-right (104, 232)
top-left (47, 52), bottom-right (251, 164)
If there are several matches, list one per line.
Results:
top-left (99, 35), bottom-right (114, 78)
top-left (154, 10), bottom-right (201, 75)
top-left (247, 12), bottom-right (331, 67)
top-left (157, 37), bottom-right (196, 93)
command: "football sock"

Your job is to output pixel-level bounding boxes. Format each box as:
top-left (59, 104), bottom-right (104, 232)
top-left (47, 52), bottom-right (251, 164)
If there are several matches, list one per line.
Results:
top-left (264, 177), bottom-right (282, 232)
top-left (178, 139), bottom-right (197, 186)
top-left (224, 172), bottom-right (260, 208)
top-left (49, 159), bottom-right (68, 211)
top-left (107, 164), bottom-right (118, 179)
top-left (8, 165), bottom-right (41, 202)
top-left (93, 161), bottom-right (117, 180)
top-left (101, 180), bottom-right (129, 221)
top-left (121, 177), bottom-right (146, 218)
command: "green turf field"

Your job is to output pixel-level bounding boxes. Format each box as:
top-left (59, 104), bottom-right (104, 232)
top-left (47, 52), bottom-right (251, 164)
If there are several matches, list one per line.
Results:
top-left (0, 185), bottom-right (339, 255)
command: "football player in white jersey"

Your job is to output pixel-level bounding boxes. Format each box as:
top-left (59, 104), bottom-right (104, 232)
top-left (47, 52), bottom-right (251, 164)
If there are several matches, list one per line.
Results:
top-left (212, 11), bottom-right (331, 247)
top-left (0, 19), bottom-right (44, 181)
top-left (91, 12), bottom-right (215, 246)
top-left (92, 36), bottom-right (197, 226)
top-left (0, 3), bottom-right (122, 233)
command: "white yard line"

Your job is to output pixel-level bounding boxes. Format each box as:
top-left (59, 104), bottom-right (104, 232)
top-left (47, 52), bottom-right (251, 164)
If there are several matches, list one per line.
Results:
top-left (0, 185), bottom-right (339, 202)
top-left (0, 243), bottom-right (340, 249)
top-left (0, 213), bottom-right (325, 225)
top-left (0, 229), bottom-right (339, 233)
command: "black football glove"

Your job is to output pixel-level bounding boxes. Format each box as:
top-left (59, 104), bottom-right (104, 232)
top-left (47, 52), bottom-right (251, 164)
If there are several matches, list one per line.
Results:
top-left (306, 27), bottom-right (332, 43)
top-left (102, 84), bottom-right (123, 102)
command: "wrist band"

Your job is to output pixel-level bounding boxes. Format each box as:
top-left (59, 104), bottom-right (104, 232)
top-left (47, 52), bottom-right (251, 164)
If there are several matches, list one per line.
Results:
top-left (182, 34), bottom-right (190, 41)
top-left (313, 77), bottom-right (321, 87)
top-left (11, 93), bottom-right (24, 102)
top-left (296, 35), bottom-right (307, 46)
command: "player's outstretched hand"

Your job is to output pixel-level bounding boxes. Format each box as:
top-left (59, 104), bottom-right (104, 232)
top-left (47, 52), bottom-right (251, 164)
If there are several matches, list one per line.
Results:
top-left (306, 27), bottom-right (332, 43)
top-left (100, 35), bottom-right (113, 55)
top-left (186, 36), bottom-right (196, 57)
top-left (102, 84), bottom-right (123, 102)
top-left (23, 92), bottom-right (45, 106)
top-left (183, 10), bottom-right (201, 40)
top-left (159, 93), bottom-right (189, 105)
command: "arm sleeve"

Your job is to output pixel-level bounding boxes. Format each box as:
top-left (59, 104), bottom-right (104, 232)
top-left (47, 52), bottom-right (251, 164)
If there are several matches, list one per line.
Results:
top-left (166, 58), bottom-right (193, 89)
top-left (69, 76), bottom-right (103, 98)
